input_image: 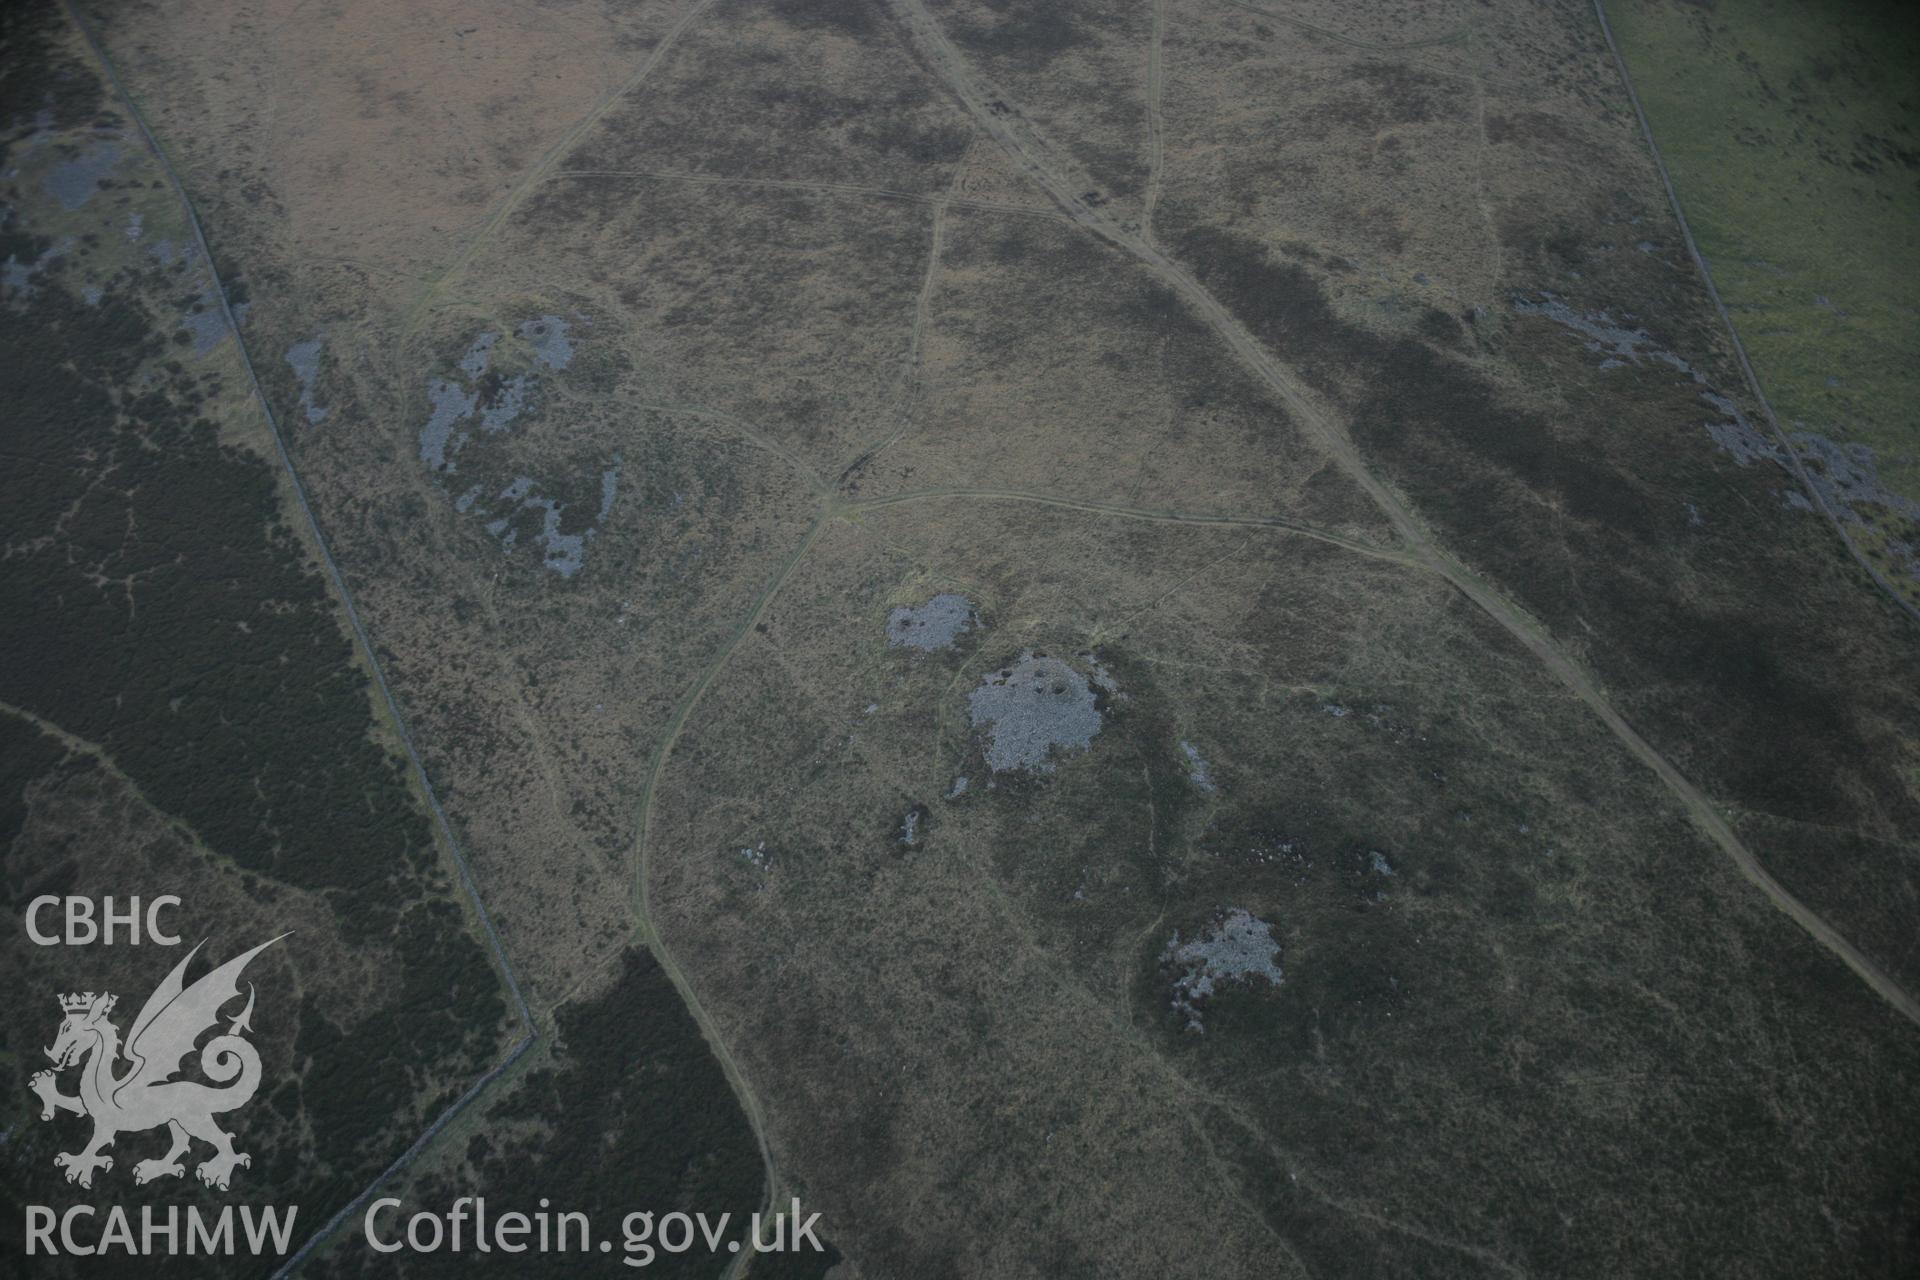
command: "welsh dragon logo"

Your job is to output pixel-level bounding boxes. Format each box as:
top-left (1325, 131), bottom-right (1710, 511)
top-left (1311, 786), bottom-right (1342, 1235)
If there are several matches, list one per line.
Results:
top-left (30, 936), bottom-right (285, 1191)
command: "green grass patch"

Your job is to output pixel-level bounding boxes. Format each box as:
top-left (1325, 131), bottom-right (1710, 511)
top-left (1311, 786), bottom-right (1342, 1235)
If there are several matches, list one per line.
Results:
top-left (1607, 0), bottom-right (1920, 502)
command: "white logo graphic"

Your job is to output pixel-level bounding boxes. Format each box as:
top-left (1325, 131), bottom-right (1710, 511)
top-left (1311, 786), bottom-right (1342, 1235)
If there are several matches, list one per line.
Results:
top-left (30, 936), bottom-right (286, 1191)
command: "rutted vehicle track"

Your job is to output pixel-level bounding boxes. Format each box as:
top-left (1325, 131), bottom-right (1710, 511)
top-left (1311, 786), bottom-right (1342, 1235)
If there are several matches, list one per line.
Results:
top-left (64, 0), bottom-right (1920, 1269)
top-left (58, 5), bottom-right (543, 1272)
top-left (402, 0), bottom-right (726, 337)
top-left (884, 0), bottom-right (1920, 1031)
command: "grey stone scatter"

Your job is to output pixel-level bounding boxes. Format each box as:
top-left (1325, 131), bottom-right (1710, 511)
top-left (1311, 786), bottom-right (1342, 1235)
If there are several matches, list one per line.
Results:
top-left (419, 332), bottom-right (523, 467)
top-left (419, 324), bottom-right (615, 574)
top-left (1888, 539), bottom-right (1920, 583)
top-left (459, 331), bottom-right (498, 378)
top-left (886, 593), bottom-right (977, 650)
top-left (471, 474), bottom-right (607, 578)
top-left (597, 458), bottom-right (622, 523)
top-left (945, 776), bottom-right (969, 799)
top-left (478, 373), bottom-right (534, 433)
top-left (1701, 391), bottom-right (1780, 466)
top-left (1180, 741), bottom-right (1216, 794)
top-left (1790, 431), bottom-right (1920, 524)
top-left (1704, 416), bottom-right (1778, 465)
top-left (899, 807), bottom-right (926, 846)
top-left (1162, 909), bottom-right (1284, 1032)
top-left (419, 323), bottom-right (570, 467)
top-left (536, 509), bottom-right (588, 578)
top-left (284, 337), bottom-right (329, 424)
top-left (1517, 293), bottom-right (1915, 542)
top-left (2, 256), bottom-right (34, 297)
top-left (1512, 291), bottom-right (1693, 375)
top-left (1698, 393), bottom-right (1918, 536)
top-left (2, 239), bottom-right (67, 299)
top-left (519, 314), bottom-right (576, 369)
top-left (968, 652), bottom-right (1106, 773)
top-left (44, 138), bottom-right (119, 210)
top-left (1369, 851), bottom-right (1394, 877)
top-left (419, 377), bottom-right (478, 470)
top-left (182, 293), bottom-right (227, 354)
